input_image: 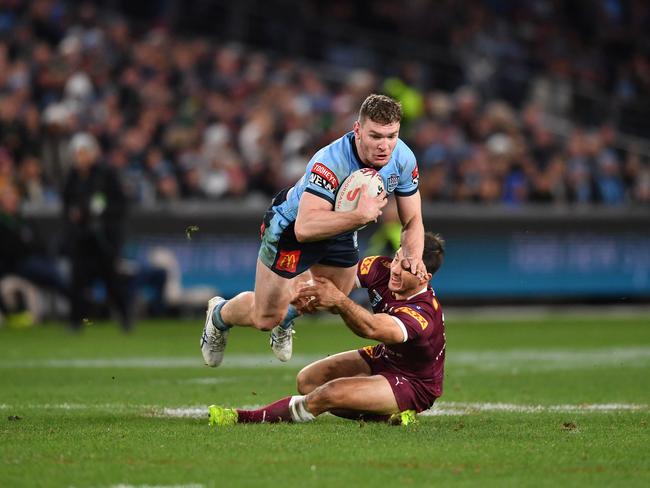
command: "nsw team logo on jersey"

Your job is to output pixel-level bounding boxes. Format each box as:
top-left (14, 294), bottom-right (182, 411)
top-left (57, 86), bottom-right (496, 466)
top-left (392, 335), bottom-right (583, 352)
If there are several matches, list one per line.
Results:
top-left (309, 162), bottom-right (339, 193)
top-left (387, 174), bottom-right (399, 193)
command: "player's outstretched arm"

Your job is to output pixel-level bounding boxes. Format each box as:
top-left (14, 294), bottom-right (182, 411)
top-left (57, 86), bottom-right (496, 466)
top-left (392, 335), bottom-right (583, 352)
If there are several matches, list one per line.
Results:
top-left (294, 188), bottom-right (386, 243)
top-left (297, 277), bottom-right (405, 344)
top-left (395, 191), bottom-right (426, 278)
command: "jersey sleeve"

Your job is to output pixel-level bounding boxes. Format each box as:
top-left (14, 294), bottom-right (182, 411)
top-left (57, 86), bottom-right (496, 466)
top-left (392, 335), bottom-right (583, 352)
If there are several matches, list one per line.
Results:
top-left (390, 305), bottom-right (432, 341)
top-left (394, 144), bottom-right (419, 197)
top-left (303, 151), bottom-right (348, 205)
top-left (356, 255), bottom-right (390, 289)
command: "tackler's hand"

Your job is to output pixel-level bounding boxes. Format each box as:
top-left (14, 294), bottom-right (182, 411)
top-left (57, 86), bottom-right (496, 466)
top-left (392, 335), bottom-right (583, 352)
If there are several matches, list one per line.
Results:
top-left (296, 277), bottom-right (346, 312)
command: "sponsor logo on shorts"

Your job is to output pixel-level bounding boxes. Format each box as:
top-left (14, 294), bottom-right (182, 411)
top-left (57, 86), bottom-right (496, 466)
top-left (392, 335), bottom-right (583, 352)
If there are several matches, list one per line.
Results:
top-left (359, 256), bottom-right (378, 275)
top-left (387, 174), bottom-right (399, 192)
top-left (394, 306), bottom-right (429, 330)
top-left (361, 344), bottom-right (382, 359)
top-left (310, 162), bottom-right (339, 192)
top-left (275, 250), bottom-right (301, 274)
top-left (411, 165), bottom-right (419, 186)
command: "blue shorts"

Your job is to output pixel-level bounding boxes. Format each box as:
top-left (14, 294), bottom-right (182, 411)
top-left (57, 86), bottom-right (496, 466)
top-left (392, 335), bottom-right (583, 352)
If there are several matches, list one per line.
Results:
top-left (258, 189), bottom-right (359, 278)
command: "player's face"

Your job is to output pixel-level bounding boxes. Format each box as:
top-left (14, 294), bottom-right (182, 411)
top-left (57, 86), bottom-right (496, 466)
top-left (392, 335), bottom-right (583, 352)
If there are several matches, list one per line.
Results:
top-left (388, 248), bottom-right (420, 295)
top-left (353, 118), bottom-right (400, 168)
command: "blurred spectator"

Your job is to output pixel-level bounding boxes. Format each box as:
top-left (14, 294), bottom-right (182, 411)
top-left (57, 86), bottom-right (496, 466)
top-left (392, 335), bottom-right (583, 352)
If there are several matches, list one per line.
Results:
top-left (15, 155), bottom-right (57, 204)
top-left (0, 0), bottom-right (648, 207)
top-left (62, 132), bottom-right (133, 331)
top-left (0, 183), bottom-right (70, 321)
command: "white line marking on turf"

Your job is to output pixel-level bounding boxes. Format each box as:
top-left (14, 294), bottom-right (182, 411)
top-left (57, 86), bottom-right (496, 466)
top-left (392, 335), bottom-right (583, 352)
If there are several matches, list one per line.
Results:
top-left (155, 403), bottom-right (649, 418)
top-left (422, 402), bottom-right (649, 416)
top-left (159, 407), bottom-right (207, 418)
top-left (176, 377), bottom-right (234, 385)
top-left (1, 347), bottom-right (649, 371)
top-left (5, 402), bottom-right (645, 417)
top-left (0, 354), bottom-right (322, 369)
top-left (451, 347), bottom-right (650, 371)
top-left (109, 484), bottom-right (204, 488)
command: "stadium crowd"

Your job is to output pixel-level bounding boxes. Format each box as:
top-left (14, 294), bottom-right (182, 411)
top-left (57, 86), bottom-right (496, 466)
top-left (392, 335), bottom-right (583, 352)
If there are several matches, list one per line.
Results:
top-left (0, 0), bottom-right (649, 207)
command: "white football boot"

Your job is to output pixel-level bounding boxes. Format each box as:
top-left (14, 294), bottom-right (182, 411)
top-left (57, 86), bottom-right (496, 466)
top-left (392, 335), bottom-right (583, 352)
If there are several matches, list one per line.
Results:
top-left (200, 296), bottom-right (229, 367)
top-left (270, 323), bottom-right (294, 362)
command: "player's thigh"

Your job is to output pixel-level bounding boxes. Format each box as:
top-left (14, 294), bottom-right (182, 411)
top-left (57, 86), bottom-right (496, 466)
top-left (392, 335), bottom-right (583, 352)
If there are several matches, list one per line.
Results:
top-left (308, 375), bottom-right (399, 415)
top-left (310, 263), bottom-right (357, 295)
top-left (252, 258), bottom-right (294, 319)
top-left (297, 350), bottom-right (370, 394)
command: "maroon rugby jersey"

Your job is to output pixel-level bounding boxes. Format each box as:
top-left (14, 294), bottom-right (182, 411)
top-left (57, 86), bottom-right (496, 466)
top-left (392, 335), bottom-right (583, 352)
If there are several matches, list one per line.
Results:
top-left (357, 255), bottom-right (446, 397)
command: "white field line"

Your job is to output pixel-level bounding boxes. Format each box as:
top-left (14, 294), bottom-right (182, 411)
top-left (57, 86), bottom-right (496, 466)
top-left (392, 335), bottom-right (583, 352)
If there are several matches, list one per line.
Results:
top-left (108, 485), bottom-right (204, 488)
top-left (443, 305), bottom-right (650, 320)
top-left (422, 402), bottom-right (650, 416)
top-left (175, 377), bottom-right (235, 385)
top-left (1, 402), bottom-right (647, 417)
top-left (1, 347), bottom-right (649, 371)
top-left (0, 354), bottom-right (321, 369)
top-left (451, 347), bottom-right (650, 371)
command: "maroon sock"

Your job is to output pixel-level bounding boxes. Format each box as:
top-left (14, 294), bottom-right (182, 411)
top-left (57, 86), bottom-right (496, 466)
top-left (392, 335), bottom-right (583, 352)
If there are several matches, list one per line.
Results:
top-left (236, 396), bottom-right (293, 423)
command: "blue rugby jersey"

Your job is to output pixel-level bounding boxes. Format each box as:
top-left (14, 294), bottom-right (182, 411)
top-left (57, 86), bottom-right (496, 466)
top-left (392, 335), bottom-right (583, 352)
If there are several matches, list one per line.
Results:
top-left (274, 131), bottom-right (419, 223)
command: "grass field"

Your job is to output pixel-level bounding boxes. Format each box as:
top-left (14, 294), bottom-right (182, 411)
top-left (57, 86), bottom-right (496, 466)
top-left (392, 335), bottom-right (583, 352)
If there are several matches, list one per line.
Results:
top-left (1, 310), bottom-right (649, 487)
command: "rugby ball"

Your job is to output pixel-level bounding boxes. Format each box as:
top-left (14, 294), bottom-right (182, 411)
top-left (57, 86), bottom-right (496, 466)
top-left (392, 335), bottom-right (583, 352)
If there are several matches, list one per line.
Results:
top-left (334, 168), bottom-right (385, 212)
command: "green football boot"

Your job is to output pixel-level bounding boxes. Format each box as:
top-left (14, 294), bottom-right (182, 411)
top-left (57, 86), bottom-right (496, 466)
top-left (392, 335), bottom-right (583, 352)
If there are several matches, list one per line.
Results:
top-left (388, 409), bottom-right (418, 426)
top-left (208, 405), bottom-right (238, 426)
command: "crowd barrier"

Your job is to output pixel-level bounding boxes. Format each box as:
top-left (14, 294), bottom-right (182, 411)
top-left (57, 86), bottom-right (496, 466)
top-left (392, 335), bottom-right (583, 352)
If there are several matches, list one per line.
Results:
top-left (25, 202), bottom-right (650, 303)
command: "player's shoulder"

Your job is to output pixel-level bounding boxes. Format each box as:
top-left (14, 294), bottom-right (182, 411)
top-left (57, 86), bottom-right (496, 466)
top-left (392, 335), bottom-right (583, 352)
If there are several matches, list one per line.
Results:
top-left (318, 132), bottom-right (352, 159)
top-left (391, 290), bottom-right (441, 332)
top-left (307, 133), bottom-right (353, 173)
top-left (403, 288), bottom-right (441, 319)
top-left (358, 255), bottom-right (391, 277)
top-left (417, 288), bottom-right (442, 310)
top-left (393, 138), bottom-right (417, 165)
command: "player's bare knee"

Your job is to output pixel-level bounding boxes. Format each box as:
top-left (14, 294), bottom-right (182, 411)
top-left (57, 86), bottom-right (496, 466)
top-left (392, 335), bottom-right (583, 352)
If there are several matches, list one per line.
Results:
top-left (296, 369), bottom-right (317, 394)
top-left (251, 313), bottom-right (283, 331)
top-left (309, 381), bottom-right (344, 410)
top-left (252, 320), bottom-right (275, 331)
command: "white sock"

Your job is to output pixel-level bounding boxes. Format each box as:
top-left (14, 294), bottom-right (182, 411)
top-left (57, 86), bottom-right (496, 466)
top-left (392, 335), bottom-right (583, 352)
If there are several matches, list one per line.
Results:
top-left (288, 395), bottom-right (316, 423)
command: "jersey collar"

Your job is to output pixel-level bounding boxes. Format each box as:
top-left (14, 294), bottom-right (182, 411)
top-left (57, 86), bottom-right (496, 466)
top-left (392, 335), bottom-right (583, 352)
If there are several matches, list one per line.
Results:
top-left (347, 132), bottom-right (374, 169)
top-left (406, 286), bottom-right (429, 301)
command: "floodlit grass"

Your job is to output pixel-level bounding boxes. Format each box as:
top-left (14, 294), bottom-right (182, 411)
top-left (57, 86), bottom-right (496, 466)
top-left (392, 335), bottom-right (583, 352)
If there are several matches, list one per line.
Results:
top-left (1, 312), bottom-right (649, 487)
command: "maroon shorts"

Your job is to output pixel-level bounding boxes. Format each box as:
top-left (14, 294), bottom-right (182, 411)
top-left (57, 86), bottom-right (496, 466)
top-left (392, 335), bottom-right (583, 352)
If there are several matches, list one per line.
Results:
top-left (358, 345), bottom-right (438, 413)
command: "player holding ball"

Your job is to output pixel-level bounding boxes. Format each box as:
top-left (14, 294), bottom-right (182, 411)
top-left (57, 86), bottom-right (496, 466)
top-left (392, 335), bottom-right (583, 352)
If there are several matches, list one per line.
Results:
top-left (209, 233), bottom-right (446, 426)
top-left (200, 94), bottom-right (425, 366)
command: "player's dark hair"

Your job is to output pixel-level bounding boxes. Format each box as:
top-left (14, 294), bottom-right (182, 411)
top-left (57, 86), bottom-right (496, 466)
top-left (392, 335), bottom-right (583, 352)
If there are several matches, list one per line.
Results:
top-left (423, 232), bottom-right (445, 277)
top-left (359, 94), bottom-right (402, 125)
